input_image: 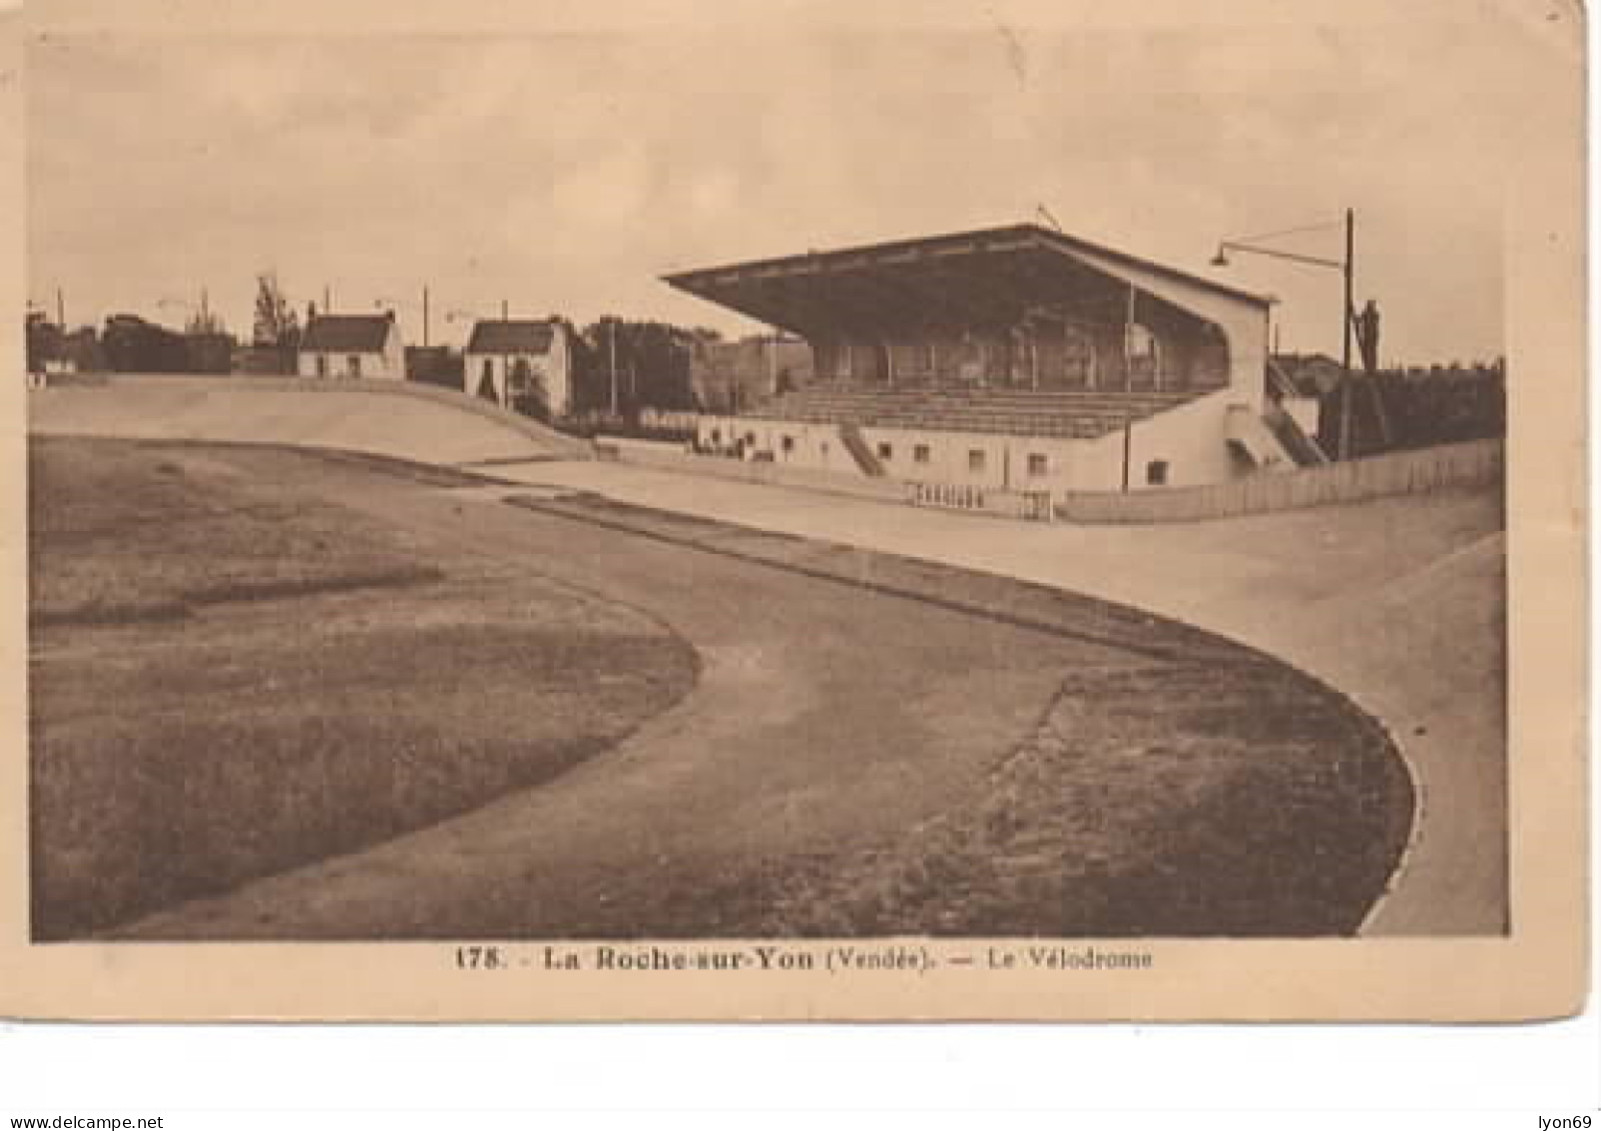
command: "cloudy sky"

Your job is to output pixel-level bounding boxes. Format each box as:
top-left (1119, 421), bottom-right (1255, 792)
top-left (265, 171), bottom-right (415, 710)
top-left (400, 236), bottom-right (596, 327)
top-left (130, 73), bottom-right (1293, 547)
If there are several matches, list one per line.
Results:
top-left (27, 10), bottom-right (1535, 361)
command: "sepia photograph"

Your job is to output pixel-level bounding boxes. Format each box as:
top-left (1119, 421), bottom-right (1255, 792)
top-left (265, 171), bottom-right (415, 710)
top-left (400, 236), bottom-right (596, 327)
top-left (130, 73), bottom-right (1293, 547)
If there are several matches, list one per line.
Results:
top-left (1, 0), bottom-right (1585, 1021)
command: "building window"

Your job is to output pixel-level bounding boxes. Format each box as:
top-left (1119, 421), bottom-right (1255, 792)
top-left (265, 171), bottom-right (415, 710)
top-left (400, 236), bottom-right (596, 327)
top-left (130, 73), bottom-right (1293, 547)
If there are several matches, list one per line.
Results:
top-left (1146, 459), bottom-right (1169, 486)
top-left (877, 442), bottom-right (893, 461)
top-left (968, 449), bottom-right (986, 472)
top-left (781, 435), bottom-right (795, 453)
top-left (914, 444), bottom-right (931, 464)
top-left (1028, 453), bottom-right (1049, 477)
top-left (315, 354), bottom-right (328, 378)
top-left (710, 428), bottom-right (721, 444)
top-left (347, 354), bottom-right (362, 378)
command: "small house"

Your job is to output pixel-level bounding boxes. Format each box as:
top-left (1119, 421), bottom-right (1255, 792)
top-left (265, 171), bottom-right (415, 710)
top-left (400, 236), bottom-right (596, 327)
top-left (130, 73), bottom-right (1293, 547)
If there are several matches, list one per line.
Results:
top-left (463, 319), bottom-right (572, 419)
top-left (299, 312), bottom-right (404, 380)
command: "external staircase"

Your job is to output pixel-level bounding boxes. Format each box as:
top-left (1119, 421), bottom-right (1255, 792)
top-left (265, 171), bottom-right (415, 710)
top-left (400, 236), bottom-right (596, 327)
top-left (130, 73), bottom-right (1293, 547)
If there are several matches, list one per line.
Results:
top-left (837, 421), bottom-right (887, 476)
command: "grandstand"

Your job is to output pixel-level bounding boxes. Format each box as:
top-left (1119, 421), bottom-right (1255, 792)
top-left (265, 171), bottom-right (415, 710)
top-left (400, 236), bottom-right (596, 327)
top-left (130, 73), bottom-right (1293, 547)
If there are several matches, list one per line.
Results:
top-left (666, 223), bottom-right (1322, 493)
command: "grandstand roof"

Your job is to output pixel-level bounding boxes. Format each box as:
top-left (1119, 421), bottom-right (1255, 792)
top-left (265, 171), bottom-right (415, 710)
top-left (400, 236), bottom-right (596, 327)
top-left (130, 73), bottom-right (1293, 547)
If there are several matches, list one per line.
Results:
top-left (663, 223), bottom-right (1273, 337)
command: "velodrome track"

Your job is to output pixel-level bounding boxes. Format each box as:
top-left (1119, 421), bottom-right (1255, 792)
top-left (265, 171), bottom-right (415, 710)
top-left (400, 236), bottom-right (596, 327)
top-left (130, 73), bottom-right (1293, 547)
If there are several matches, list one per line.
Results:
top-left (27, 377), bottom-right (1506, 937)
top-left (27, 373), bottom-right (588, 465)
top-left (515, 461), bottom-right (1506, 937)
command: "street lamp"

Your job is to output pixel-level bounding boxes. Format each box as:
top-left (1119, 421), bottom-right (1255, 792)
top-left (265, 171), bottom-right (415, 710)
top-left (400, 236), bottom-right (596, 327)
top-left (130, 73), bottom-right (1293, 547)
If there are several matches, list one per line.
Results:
top-left (1211, 210), bottom-right (1357, 459)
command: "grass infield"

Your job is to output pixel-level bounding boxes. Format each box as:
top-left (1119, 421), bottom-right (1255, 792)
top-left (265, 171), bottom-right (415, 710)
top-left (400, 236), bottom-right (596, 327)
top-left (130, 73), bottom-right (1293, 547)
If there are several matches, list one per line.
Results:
top-left (28, 439), bottom-right (698, 939)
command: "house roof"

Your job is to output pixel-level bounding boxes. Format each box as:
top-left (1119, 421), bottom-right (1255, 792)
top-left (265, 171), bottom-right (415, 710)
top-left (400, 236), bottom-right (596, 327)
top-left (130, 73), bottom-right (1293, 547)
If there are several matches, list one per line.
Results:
top-left (466, 319), bottom-right (556, 354)
top-left (662, 223), bottom-right (1273, 338)
top-left (302, 314), bottom-right (395, 353)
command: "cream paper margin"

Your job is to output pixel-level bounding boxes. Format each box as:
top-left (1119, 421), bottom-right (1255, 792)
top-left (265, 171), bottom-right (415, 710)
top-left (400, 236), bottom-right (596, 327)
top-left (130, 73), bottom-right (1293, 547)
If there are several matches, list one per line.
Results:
top-left (0, 0), bottom-right (1586, 1022)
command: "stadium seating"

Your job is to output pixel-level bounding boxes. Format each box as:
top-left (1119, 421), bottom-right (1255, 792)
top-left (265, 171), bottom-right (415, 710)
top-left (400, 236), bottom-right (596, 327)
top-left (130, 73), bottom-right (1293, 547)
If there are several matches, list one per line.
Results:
top-left (741, 382), bottom-right (1208, 441)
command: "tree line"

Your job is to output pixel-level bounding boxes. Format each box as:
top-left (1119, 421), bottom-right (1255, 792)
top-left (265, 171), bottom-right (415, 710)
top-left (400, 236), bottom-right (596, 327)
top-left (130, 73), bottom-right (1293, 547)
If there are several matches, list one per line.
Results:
top-left (1314, 359), bottom-right (1506, 457)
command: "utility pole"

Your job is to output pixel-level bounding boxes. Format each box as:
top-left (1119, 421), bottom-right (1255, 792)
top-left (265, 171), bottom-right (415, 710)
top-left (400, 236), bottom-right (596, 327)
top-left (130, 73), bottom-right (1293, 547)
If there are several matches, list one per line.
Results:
top-left (1123, 283), bottom-right (1136, 393)
top-left (1337, 207), bottom-right (1355, 461)
top-left (1210, 210), bottom-right (1356, 459)
top-left (1121, 411), bottom-right (1133, 492)
top-left (56, 287), bottom-right (64, 329)
top-left (501, 299), bottom-right (509, 321)
top-left (324, 284), bottom-right (331, 313)
top-left (608, 320), bottom-right (619, 416)
top-left (422, 286), bottom-right (430, 347)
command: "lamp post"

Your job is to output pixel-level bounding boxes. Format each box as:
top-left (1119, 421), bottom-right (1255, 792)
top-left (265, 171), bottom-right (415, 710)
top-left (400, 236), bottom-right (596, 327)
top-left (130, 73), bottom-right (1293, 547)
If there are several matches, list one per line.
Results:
top-left (1211, 209), bottom-right (1356, 460)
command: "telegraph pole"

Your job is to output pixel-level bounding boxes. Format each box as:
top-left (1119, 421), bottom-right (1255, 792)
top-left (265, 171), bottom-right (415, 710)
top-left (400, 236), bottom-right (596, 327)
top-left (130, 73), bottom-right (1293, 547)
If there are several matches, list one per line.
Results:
top-left (56, 287), bottom-right (64, 329)
top-left (607, 321), bottom-right (619, 416)
top-left (422, 286), bottom-right (430, 347)
top-left (1337, 208), bottom-right (1355, 461)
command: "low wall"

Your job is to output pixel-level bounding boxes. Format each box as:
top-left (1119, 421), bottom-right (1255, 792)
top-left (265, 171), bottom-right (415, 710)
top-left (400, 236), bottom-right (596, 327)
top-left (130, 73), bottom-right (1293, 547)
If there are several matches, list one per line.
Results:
top-left (602, 438), bottom-right (906, 504)
top-left (608, 435), bottom-right (1501, 524)
top-left (1056, 439), bottom-right (1503, 524)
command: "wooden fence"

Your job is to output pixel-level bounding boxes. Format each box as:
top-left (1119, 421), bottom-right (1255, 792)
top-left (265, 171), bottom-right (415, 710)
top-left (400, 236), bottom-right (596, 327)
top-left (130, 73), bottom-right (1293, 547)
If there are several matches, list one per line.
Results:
top-left (1055, 439), bottom-right (1503, 524)
top-left (907, 482), bottom-right (1055, 522)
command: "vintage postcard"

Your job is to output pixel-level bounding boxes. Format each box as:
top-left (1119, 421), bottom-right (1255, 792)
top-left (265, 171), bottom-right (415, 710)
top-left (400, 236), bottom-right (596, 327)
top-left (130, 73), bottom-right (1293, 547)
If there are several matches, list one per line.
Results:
top-left (0, 0), bottom-right (1586, 1021)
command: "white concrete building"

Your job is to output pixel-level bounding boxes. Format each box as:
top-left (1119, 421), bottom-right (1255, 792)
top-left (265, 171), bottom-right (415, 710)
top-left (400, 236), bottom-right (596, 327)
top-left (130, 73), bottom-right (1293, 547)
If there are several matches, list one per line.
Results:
top-left (463, 319), bottom-right (573, 419)
top-left (298, 312), bottom-right (405, 380)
